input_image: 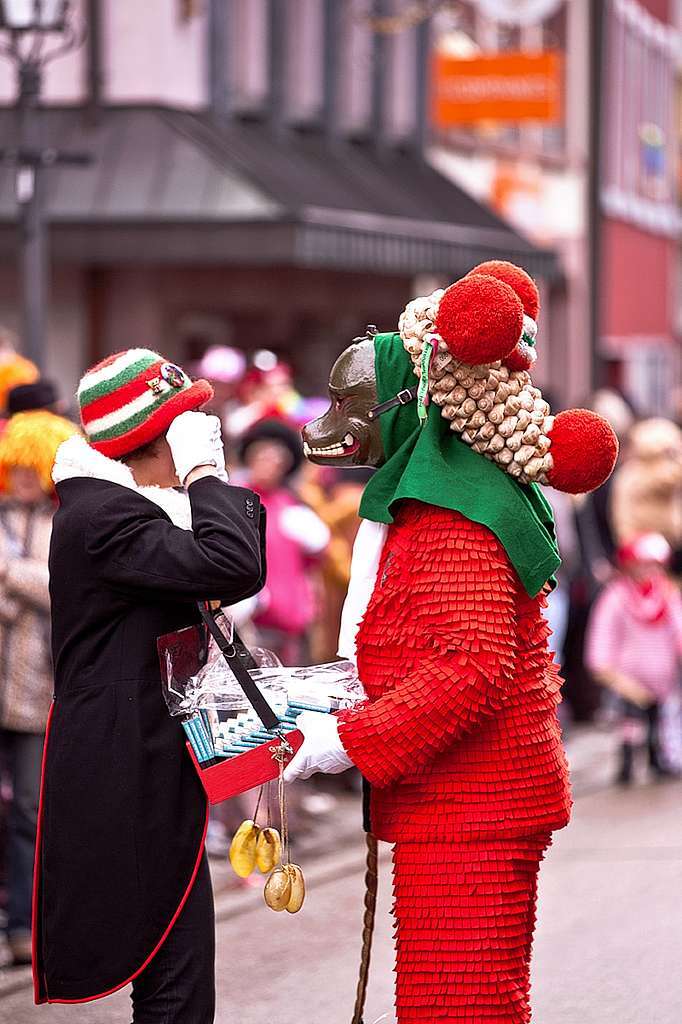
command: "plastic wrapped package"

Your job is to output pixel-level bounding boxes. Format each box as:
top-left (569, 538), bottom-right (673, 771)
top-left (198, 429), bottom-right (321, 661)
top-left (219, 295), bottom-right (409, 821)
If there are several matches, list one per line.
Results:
top-left (158, 618), bottom-right (363, 719)
top-left (157, 611), bottom-right (365, 802)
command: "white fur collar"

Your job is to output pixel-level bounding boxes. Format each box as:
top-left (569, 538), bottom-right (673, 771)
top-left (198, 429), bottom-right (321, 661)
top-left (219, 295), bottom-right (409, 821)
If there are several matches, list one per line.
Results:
top-left (53, 435), bottom-right (192, 530)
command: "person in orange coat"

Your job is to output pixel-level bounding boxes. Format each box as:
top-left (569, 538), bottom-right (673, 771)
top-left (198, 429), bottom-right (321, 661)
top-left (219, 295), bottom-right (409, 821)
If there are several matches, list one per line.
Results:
top-left (286, 263), bottom-right (619, 1023)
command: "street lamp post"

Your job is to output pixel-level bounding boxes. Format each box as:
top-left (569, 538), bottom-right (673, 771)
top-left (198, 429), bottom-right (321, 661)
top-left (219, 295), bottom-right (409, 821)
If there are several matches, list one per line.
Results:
top-left (0, 1), bottom-right (84, 369)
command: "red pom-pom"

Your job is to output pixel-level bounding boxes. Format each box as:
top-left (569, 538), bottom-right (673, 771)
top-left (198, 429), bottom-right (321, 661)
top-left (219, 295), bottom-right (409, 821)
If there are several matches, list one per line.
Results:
top-left (435, 275), bottom-right (523, 365)
top-left (547, 409), bottom-right (619, 494)
top-left (504, 344), bottom-right (534, 373)
top-left (467, 260), bottom-right (540, 319)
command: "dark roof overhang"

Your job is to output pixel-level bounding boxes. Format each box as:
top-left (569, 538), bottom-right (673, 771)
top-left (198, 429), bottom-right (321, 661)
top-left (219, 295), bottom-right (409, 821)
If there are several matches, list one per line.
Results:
top-left (0, 107), bottom-right (559, 280)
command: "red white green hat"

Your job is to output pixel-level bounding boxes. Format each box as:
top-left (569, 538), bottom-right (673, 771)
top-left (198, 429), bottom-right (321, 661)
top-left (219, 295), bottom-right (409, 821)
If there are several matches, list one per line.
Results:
top-left (78, 349), bottom-right (214, 458)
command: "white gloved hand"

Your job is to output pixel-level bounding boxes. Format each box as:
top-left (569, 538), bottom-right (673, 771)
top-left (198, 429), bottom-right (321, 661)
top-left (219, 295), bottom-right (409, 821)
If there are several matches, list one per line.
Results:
top-left (283, 711), bottom-right (353, 783)
top-left (212, 425), bottom-right (229, 483)
top-left (166, 411), bottom-right (223, 485)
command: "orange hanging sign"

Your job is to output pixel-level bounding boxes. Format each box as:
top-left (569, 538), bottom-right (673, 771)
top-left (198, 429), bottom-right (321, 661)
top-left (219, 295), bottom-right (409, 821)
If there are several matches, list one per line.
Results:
top-left (432, 50), bottom-right (563, 126)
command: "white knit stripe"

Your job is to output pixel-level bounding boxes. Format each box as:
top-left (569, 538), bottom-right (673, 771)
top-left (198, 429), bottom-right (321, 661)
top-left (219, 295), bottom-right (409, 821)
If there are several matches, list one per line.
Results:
top-left (77, 349), bottom-right (160, 398)
top-left (85, 386), bottom-right (161, 436)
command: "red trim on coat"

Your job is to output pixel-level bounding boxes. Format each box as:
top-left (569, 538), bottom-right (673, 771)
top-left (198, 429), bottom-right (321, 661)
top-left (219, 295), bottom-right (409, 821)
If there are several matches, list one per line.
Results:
top-left (31, 700), bottom-right (54, 1004)
top-left (32, 709), bottom-right (210, 1006)
top-left (88, 379), bottom-right (214, 458)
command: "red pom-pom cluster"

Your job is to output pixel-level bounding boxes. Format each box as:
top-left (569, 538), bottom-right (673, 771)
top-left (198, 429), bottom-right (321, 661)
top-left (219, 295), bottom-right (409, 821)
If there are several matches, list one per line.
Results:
top-left (434, 275), bottom-right (523, 366)
top-left (547, 409), bottom-right (619, 494)
top-left (468, 260), bottom-right (540, 319)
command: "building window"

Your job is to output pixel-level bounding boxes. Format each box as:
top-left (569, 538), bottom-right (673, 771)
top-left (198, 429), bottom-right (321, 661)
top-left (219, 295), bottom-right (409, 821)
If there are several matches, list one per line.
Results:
top-left (284, 0), bottom-right (324, 124)
top-left (228, 0), bottom-right (269, 112)
top-left (602, 0), bottom-right (679, 234)
top-left (384, 0), bottom-right (418, 140)
top-left (338, 0), bottom-right (373, 135)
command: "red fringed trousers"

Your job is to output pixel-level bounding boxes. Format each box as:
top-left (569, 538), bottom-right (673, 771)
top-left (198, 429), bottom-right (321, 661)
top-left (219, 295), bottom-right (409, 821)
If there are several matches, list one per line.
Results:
top-left (391, 838), bottom-right (550, 1024)
top-left (337, 505), bottom-right (572, 1024)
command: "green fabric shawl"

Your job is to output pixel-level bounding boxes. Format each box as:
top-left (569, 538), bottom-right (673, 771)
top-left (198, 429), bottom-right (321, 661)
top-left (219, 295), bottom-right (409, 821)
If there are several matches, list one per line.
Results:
top-left (358, 332), bottom-right (560, 597)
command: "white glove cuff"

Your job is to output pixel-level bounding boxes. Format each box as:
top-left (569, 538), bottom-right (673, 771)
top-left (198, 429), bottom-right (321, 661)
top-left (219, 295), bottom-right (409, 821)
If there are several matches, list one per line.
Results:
top-left (283, 711), bottom-right (353, 782)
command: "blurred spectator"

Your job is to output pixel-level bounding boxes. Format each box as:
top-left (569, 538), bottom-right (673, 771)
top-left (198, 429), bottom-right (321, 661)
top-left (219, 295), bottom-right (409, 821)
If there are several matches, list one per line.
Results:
top-left (0, 333), bottom-right (38, 418)
top-left (0, 406), bottom-right (78, 964)
top-left (538, 389), bottom-right (580, 670)
top-left (563, 388), bottom-right (635, 720)
top-left (300, 464), bottom-right (371, 663)
top-left (7, 379), bottom-right (60, 417)
top-left (586, 533), bottom-right (682, 785)
top-left (193, 345), bottom-right (247, 427)
top-left (543, 486), bottom-right (579, 668)
top-left (195, 345), bottom-right (246, 391)
top-left (238, 419), bottom-right (329, 664)
top-left (226, 353), bottom-right (298, 439)
top-left (610, 418), bottom-right (682, 571)
top-left (575, 389), bottom-right (635, 581)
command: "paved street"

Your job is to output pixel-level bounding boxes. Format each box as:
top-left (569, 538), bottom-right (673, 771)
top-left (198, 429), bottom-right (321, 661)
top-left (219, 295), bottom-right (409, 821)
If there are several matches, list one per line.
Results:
top-left (1, 761), bottom-right (681, 1024)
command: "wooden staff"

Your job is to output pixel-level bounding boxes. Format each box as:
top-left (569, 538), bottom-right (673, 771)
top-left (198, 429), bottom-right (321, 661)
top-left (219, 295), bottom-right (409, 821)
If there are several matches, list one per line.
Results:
top-left (351, 832), bottom-right (379, 1024)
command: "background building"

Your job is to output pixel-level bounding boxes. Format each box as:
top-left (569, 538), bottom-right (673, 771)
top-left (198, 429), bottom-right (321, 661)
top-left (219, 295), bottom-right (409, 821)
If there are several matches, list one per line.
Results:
top-left (0, 1), bottom-right (678, 412)
top-left (427, 0), bottom-right (592, 404)
top-left (429, 0), bottom-right (680, 413)
top-left (0, 0), bottom-right (554, 401)
top-left (598, 0), bottom-right (681, 414)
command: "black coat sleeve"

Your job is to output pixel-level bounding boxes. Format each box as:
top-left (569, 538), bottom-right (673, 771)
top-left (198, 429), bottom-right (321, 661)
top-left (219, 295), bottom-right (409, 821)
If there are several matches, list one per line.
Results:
top-left (85, 477), bottom-right (266, 604)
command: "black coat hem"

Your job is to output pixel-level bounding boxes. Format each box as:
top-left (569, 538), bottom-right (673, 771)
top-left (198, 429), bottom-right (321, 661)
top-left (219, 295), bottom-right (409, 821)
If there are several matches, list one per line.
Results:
top-left (34, 795), bottom-right (210, 1004)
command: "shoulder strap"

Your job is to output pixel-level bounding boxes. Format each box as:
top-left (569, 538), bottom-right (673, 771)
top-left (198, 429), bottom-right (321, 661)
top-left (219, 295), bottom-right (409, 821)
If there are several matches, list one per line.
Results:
top-left (367, 385), bottom-right (417, 421)
top-left (197, 603), bottom-right (280, 732)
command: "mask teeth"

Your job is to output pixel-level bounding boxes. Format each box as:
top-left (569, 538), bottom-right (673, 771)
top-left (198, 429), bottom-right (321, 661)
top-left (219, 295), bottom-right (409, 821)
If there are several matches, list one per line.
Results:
top-left (304, 433), bottom-right (356, 458)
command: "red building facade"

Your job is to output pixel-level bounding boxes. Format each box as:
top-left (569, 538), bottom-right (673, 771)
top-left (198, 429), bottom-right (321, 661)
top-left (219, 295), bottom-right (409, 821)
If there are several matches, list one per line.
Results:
top-left (599, 0), bottom-right (681, 414)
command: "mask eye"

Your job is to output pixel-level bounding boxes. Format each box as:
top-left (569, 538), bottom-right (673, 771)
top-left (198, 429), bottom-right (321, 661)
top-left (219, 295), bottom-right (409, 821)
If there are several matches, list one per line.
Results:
top-left (335, 397), bottom-right (347, 412)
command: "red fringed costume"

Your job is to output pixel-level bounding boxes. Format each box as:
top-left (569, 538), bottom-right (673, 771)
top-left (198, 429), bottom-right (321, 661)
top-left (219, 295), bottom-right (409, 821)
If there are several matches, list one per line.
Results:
top-left (296, 261), bottom-right (619, 1023)
top-left (338, 506), bottom-right (569, 1023)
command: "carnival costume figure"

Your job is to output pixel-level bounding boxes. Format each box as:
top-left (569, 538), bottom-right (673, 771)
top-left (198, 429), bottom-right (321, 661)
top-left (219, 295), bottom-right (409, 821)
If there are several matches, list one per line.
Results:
top-left (285, 262), bottom-right (618, 1024)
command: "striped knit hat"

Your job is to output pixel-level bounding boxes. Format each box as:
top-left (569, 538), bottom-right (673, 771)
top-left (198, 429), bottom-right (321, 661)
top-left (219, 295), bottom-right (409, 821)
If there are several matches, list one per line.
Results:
top-left (78, 349), bottom-right (214, 458)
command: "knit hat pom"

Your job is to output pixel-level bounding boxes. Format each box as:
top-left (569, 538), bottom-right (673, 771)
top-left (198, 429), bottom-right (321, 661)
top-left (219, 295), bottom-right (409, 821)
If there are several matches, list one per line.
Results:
top-left (546, 409), bottom-right (619, 494)
top-left (434, 275), bottom-right (524, 365)
top-left (467, 260), bottom-right (540, 319)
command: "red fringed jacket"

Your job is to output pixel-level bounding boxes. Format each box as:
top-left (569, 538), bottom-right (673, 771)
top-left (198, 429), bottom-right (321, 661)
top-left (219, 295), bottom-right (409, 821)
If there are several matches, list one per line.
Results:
top-left (337, 501), bottom-right (572, 843)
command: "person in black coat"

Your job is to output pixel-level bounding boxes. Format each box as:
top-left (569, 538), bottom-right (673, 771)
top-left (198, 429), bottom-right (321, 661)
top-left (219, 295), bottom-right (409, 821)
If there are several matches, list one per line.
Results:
top-left (32, 350), bottom-right (266, 1023)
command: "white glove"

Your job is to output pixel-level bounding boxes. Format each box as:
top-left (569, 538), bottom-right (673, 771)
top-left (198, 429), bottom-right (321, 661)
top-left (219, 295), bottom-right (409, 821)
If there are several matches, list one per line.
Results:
top-left (166, 412), bottom-right (224, 485)
top-left (283, 711), bottom-right (353, 782)
top-left (212, 426), bottom-right (229, 483)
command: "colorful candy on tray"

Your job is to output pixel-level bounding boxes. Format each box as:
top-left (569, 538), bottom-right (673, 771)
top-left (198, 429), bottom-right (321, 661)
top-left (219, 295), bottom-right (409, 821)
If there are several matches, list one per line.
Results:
top-left (181, 691), bottom-right (341, 766)
top-left (157, 617), bottom-right (365, 800)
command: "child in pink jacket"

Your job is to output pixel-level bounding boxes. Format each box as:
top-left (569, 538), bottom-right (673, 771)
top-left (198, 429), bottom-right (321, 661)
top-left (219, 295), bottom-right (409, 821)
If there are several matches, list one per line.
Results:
top-left (587, 533), bottom-right (682, 784)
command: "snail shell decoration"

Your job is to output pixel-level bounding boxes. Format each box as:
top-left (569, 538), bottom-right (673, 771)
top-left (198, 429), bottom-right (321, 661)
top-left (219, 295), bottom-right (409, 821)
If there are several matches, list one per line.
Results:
top-left (398, 261), bottom-right (618, 495)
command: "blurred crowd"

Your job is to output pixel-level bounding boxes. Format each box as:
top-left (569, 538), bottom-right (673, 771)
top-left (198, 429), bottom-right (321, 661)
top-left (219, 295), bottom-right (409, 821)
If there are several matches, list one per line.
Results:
top-left (0, 335), bottom-right (679, 968)
top-left (546, 388), bottom-right (682, 784)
